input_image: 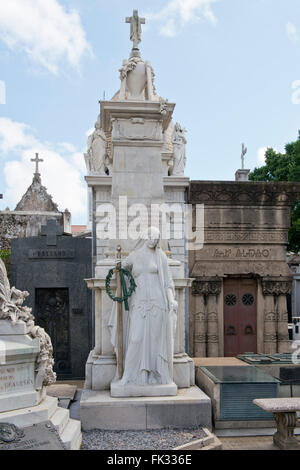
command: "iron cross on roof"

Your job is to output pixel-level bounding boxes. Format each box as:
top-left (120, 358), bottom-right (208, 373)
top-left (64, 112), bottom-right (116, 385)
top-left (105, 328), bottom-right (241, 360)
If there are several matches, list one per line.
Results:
top-left (41, 219), bottom-right (63, 246)
top-left (31, 153), bottom-right (43, 175)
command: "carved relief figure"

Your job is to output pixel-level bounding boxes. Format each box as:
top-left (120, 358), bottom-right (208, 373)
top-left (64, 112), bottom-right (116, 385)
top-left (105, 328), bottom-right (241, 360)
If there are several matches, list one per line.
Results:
top-left (85, 116), bottom-right (109, 174)
top-left (172, 122), bottom-right (187, 176)
top-left (108, 227), bottom-right (178, 387)
top-left (0, 259), bottom-right (56, 389)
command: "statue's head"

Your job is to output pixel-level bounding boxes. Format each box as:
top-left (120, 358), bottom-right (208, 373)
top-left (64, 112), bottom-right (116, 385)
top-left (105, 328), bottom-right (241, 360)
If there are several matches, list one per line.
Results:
top-left (146, 226), bottom-right (160, 249)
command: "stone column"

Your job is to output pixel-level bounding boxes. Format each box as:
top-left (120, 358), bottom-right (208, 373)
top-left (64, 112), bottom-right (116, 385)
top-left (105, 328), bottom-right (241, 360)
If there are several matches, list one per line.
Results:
top-left (262, 291), bottom-right (277, 354)
top-left (207, 294), bottom-right (219, 357)
top-left (192, 278), bottom-right (222, 357)
top-left (193, 295), bottom-right (207, 357)
top-left (277, 293), bottom-right (291, 353)
top-left (262, 278), bottom-right (292, 354)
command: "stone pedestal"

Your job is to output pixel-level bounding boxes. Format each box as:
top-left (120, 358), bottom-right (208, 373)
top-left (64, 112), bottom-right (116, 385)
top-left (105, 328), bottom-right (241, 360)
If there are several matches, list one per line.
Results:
top-left (84, 260), bottom-right (195, 392)
top-left (110, 380), bottom-right (177, 398)
top-left (0, 320), bottom-right (82, 450)
top-left (0, 320), bottom-right (42, 413)
top-left (273, 411), bottom-right (300, 450)
top-left (80, 387), bottom-right (211, 431)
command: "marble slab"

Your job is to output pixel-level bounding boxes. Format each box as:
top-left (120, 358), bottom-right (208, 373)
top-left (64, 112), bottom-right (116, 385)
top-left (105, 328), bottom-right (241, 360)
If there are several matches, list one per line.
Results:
top-left (110, 380), bottom-right (177, 397)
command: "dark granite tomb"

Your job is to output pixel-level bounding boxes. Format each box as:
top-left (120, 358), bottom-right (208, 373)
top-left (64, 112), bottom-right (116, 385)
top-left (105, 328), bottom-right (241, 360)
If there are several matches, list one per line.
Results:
top-left (11, 219), bottom-right (92, 379)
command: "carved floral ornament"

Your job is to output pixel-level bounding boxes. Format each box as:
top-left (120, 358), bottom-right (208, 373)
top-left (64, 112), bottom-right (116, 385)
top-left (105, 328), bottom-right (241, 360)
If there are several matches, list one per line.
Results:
top-left (262, 279), bottom-right (292, 296)
top-left (189, 183), bottom-right (300, 206)
top-left (192, 278), bottom-right (222, 296)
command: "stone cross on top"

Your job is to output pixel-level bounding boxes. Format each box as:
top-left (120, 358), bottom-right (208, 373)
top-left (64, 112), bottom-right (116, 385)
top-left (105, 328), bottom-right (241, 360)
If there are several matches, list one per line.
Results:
top-left (31, 153), bottom-right (43, 175)
top-left (41, 219), bottom-right (63, 246)
top-left (241, 143), bottom-right (247, 170)
top-left (126, 10), bottom-right (145, 51)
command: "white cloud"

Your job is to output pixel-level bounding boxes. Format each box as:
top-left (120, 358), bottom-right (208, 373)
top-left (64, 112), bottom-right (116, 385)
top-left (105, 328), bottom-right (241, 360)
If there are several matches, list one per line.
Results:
top-left (147, 0), bottom-right (218, 37)
top-left (286, 22), bottom-right (298, 43)
top-left (257, 146), bottom-right (267, 165)
top-left (0, 0), bottom-right (92, 74)
top-left (0, 118), bottom-right (87, 220)
top-left (0, 117), bottom-right (37, 152)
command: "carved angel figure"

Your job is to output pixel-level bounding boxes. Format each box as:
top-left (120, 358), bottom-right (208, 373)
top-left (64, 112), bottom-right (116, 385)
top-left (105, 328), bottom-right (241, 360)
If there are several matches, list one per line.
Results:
top-left (172, 122), bottom-right (187, 176)
top-left (0, 259), bottom-right (56, 388)
top-left (85, 116), bottom-right (109, 174)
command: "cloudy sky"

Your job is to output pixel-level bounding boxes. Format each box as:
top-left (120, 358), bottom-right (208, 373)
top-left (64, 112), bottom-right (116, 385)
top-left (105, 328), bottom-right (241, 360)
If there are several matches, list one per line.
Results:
top-left (0, 0), bottom-right (299, 224)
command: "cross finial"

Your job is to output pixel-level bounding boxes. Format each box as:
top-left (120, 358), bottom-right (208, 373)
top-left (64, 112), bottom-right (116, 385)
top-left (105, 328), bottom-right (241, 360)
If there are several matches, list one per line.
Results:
top-left (241, 143), bottom-right (247, 170)
top-left (126, 10), bottom-right (145, 52)
top-left (31, 153), bottom-right (44, 175)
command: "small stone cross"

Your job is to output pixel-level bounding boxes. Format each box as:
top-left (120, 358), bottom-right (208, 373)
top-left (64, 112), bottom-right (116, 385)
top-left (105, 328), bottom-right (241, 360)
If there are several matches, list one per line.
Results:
top-left (126, 10), bottom-right (145, 50)
top-left (41, 219), bottom-right (63, 246)
top-left (241, 143), bottom-right (247, 170)
top-left (31, 153), bottom-right (44, 175)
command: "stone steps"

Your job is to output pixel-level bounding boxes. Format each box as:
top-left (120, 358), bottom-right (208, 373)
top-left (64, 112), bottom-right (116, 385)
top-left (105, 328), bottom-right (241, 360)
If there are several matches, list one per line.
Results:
top-left (50, 406), bottom-right (70, 435)
top-left (0, 395), bottom-right (82, 450)
top-left (60, 418), bottom-right (82, 450)
top-left (0, 396), bottom-right (58, 428)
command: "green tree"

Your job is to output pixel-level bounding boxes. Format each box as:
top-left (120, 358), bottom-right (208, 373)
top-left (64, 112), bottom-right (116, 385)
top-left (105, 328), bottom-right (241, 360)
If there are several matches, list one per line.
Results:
top-left (249, 131), bottom-right (300, 252)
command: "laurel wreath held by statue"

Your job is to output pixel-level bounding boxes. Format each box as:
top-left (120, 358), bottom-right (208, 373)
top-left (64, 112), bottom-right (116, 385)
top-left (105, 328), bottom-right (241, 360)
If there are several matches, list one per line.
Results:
top-left (105, 267), bottom-right (136, 311)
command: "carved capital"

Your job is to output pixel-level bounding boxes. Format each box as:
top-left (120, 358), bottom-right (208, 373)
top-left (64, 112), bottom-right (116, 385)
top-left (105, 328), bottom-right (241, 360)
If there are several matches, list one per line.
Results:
top-left (192, 278), bottom-right (222, 296)
top-left (262, 279), bottom-right (292, 296)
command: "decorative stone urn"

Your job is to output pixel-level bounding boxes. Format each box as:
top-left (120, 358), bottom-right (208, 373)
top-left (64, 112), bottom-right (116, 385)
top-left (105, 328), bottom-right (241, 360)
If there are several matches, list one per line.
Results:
top-left (126, 61), bottom-right (147, 100)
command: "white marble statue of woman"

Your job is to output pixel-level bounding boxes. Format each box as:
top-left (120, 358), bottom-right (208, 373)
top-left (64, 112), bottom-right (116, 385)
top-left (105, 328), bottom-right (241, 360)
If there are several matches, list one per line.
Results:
top-left (84, 116), bottom-right (108, 174)
top-left (108, 227), bottom-right (178, 396)
top-left (172, 122), bottom-right (187, 176)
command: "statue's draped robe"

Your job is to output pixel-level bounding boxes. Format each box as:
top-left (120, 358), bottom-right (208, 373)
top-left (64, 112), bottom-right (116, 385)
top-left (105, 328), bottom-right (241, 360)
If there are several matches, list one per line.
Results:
top-left (108, 247), bottom-right (176, 385)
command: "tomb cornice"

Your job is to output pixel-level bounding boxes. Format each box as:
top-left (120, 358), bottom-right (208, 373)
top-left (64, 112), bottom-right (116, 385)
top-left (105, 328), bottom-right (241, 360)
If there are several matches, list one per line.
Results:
top-left (189, 181), bottom-right (300, 206)
top-left (100, 100), bottom-right (175, 134)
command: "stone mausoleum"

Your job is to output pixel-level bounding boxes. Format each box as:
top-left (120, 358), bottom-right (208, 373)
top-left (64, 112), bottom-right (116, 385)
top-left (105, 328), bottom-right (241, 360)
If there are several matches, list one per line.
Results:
top-left (189, 180), bottom-right (300, 358)
top-left (0, 154), bottom-right (71, 251)
top-left (80, 10), bottom-right (211, 431)
top-left (11, 219), bottom-right (92, 380)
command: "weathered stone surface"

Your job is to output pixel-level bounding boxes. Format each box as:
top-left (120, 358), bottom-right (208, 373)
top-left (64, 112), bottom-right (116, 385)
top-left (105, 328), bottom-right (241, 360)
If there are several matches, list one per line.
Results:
top-left (15, 174), bottom-right (58, 212)
top-left (80, 386), bottom-right (211, 431)
top-left (0, 421), bottom-right (65, 450)
top-left (188, 180), bottom-right (300, 357)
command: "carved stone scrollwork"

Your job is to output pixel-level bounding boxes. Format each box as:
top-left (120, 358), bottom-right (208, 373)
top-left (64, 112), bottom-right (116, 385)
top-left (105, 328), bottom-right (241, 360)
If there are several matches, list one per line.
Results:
top-left (262, 279), bottom-right (292, 296)
top-left (207, 334), bottom-right (219, 343)
top-left (194, 334), bottom-right (206, 343)
top-left (192, 278), bottom-right (222, 296)
top-left (264, 333), bottom-right (277, 343)
top-left (194, 313), bottom-right (206, 321)
top-left (264, 311), bottom-right (277, 322)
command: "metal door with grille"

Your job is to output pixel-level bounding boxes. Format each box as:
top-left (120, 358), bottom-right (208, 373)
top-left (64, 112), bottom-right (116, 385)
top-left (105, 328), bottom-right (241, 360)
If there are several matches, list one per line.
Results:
top-left (35, 288), bottom-right (71, 375)
top-left (224, 279), bottom-right (257, 356)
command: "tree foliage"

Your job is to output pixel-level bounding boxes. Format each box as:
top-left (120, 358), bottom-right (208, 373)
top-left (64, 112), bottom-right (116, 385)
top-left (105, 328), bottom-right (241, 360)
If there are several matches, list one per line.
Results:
top-left (249, 131), bottom-right (300, 252)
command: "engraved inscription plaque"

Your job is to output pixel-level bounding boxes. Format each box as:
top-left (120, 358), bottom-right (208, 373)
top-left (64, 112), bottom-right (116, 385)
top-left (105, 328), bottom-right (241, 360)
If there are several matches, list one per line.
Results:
top-left (0, 421), bottom-right (65, 450)
top-left (0, 364), bottom-right (34, 395)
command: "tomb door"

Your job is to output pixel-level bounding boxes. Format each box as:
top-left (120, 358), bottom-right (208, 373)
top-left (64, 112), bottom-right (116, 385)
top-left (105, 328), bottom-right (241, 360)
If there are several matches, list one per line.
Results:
top-left (35, 288), bottom-right (71, 375)
top-left (224, 279), bottom-right (257, 357)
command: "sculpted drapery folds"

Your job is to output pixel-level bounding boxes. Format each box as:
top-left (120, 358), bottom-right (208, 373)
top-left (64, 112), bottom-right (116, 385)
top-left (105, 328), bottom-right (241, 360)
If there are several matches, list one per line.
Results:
top-left (172, 122), bottom-right (187, 176)
top-left (108, 227), bottom-right (178, 386)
